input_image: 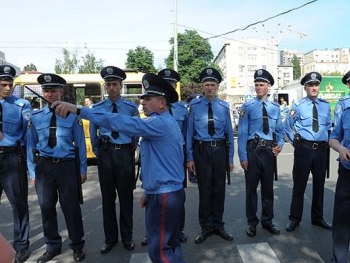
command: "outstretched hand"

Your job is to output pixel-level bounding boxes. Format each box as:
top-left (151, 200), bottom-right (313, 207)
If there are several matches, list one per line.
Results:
top-left (51, 101), bottom-right (78, 118)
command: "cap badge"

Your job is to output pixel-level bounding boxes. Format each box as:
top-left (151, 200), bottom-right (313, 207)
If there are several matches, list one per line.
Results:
top-left (106, 67), bottom-right (113, 74)
top-left (206, 68), bottom-right (213, 75)
top-left (44, 75), bottom-right (52, 82)
top-left (165, 70), bottom-right (171, 77)
top-left (143, 80), bottom-right (149, 89)
top-left (257, 69), bottom-right (263, 76)
top-left (3, 66), bottom-right (10, 74)
top-left (311, 73), bottom-right (317, 80)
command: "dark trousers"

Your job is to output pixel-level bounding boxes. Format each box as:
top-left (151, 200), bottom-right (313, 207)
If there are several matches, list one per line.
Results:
top-left (97, 147), bottom-right (134, 243)
top-left (0, 153), bottom-right (29, 252)
top-left (35, 159), bottom-right (84, 252)
top-left (331, 164), bottom-right (350, 263)
top-left (245, 144), bottom-right (274, 226)
top-left (289, 142), bottom-right (327, 222)
top-left (146, 189), bottom-right (186, 263)
top-left (194, 144), bottom-right (226, 231)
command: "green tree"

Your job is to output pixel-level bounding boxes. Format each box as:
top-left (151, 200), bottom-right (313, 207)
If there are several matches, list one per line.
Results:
top-left (291, 55), bottom-right (301, 80)
top-left (166, 30), bottom-right (214, 85)
top-left (23, 63), bottom-right (37, 71)
top-left (54, 48), bottom-right (79, 74)
top-left (125, 46), bottom-right (156, 73)
top-left (78, 50), bottom-right (104, 73)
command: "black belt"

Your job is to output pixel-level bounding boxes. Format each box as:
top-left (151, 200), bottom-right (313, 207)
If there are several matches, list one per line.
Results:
top-left (295, 138), bottom-right (328, 149)
top-left (103, 143), bottom-right (132, 150)
top-left (40, 157), bottom-right (75, 163)
top-left (247, 139), bottom-right (273, 147)
top-left (0, 146), bottom-right (18, 154)
top-left (194, 140), bottom-right (226, 147)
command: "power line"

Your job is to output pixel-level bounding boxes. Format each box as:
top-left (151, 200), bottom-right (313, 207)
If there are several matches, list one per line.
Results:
top-left (206, 0), bottom-right (318, 40)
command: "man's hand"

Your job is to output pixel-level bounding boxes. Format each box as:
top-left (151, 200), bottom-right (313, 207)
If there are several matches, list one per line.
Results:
top-left (51, 101), bottom-right (78, 117)
top-left (240, 160), bottom-right (248, 171)
top-left (186, 161), bottom-right (195, 173)
top-left (272, 145), bottom-right (282, 156)
top-left (80, 175), bottom-right (87, 184)
top-left (339, 146), bottom-right (350, 162)
top-left (140, 194), bottom-right (147, 208)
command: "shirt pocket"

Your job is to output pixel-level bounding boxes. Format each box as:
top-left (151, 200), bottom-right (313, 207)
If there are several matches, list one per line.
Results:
top-left (57, 121), bottom-right (73, 138)
top-left (318, 111), bottom-right (329, 127)
top-left (3, 119), bottom-right (21, 136)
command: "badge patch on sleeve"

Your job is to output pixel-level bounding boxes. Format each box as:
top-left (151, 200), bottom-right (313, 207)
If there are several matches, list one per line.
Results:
top-left (290, 110), bottom-right (296, 116)
top-left (239, 110), bottom-right (245, 117)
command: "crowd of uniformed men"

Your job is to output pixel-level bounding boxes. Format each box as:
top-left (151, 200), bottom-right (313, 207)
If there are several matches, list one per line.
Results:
top-left (1, 63), bottom-right (350, 263)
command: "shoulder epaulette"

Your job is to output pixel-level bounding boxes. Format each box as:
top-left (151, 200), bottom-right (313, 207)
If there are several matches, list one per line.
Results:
top-left (218, 100), bottom-right (230, 109)
top-left (271, 101), bottom-right (280, 107)
top-left (92, 100), bottom-right (106, 108)
top-left (176, 101), bottom-right (187, 108)
top-left (190, 97), bottom-right (203, 106)
top-left (318, 98), bottom-right (329, 104)
top-left (14, 98), bottom-right (28, 107)
top-left (243, 99), bottom-right (255, 108)
top-left (123, 100), bottom-right (137, 108)
top-left (294, 98), bottom-right (306, 106)
top-left (31, 108), bottom-right (45, 115)
top-left (339, 95), bottom-right (350, 101)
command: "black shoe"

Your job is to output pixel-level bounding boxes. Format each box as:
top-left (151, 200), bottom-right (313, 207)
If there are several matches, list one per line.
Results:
top-left (214, 228), bottom-right (234, 241)
top-left (312, 219), bottom-right (332, 230)
top-left (123, 240), bottom-right (135, 251)
top-left (37, 250), bottom-right (61, 263)
top-left (73, 249), bottom-right (85, 262)
top-left (246, 225), bottom-right (256, 237)
top-left (286, 220), bottom-right (299, 232)
top-left (179, 230), bottom-right (188, 243)
top-left (141, 236), bottom-right (148, 246)
top-left (194, 230), bottom-right (213, 244)
top-left (262, 223), bottom-right (280, 235)
top-left (100, 242), bottom-right (117, 254)
top-left (15, 249), bottom-right (29, 263)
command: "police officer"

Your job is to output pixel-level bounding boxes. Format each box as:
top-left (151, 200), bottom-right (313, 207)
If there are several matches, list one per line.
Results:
top-left (52, 72), bottom-right (186, 263)
top-left (238, 69), bottom-right (285, 237)
top-left (90, 66), bottom-right (138, 253)
top-left (141, 68), bottom-right (188, 246)
top-left (285, 72), bottom-right (332, 232)
top-left (0, 65), bottom-right (31, 263)
top-left (334, 71), bottom-right (350, 126)
top-left (329, 108), bottom-right (350, 263)
top-left (186, 68), bottom-right (234, 244)
top-left (158, 68), bottom-right (188, 243)
top-left (26, 73), bottom-right (87, 263)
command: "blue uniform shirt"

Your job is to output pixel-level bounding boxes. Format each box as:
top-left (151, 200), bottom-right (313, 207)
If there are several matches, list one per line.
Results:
top-left (170, 100), bottom-right (188, 141)
top-left (334, 94), bottom-right (350, 126)
top-left (285, 97), bottom-right (331, 142)
top-left (0, 96), bottom-right (31, 146)
top-left (26, 106), bottom-right (87, 179)
top-left (186, 96), bottom-right (234, 164)
top-left (90, 97), bottom-right (138, 154)
top-left (238, 97), bottom-right (285, 162)
top-left (80, 107), bottom-right (184, 194)
top-left (330, 107), bottom-right (350, 170)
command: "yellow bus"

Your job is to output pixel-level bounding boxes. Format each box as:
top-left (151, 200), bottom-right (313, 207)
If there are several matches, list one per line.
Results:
top-left (13, 71), bottom-right (145, 160)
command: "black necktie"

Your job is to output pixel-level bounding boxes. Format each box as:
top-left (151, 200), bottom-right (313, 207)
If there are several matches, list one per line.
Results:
top-left (262, 102), bottom-right (269, 135)
top-left (312, 101), bottom-right (319, 133)
top-left (208, 102), bottom-right (215, 136)
top-left (0, 103), bottom-right (2, 132)
top-left (169, 104), bottom-right (173, 116)
top-left (48, 109), bottom-right (57, 148)
top-left (111, 103), bottom-right (119, 139)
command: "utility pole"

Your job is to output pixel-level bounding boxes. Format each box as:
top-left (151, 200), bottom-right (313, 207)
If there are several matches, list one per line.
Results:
top-left (173, 0), bottom-right (178, 71)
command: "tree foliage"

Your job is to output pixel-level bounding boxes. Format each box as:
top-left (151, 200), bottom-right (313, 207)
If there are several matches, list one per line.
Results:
top-left (165, 30), bottom-right (214, 85)
top-left (23, 63), bottom-right (37, 71)
top-left (291, 55), bottom-right (301, 80)
top-left (78, 50), bottom-right (104, 73)
top-left (125, 46), bottom-right (156, 73)
top-left (55, 48), bottom-right (78, 74)
top-left (55, 48), bottom-right (104, 74)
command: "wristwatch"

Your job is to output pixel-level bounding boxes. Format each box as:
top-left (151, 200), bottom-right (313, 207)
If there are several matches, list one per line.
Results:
top-left (77, 105), bottom-right (83, 115)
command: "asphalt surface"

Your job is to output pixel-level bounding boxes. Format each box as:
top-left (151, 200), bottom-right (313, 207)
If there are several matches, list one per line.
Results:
top-left (0, 141), bottom-right (347, 263)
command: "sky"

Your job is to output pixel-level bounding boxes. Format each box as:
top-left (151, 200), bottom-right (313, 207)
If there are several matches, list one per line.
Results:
top-left (1, 0), bottom-right (349, 72)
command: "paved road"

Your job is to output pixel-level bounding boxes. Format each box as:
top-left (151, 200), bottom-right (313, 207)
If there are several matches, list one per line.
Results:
top-left (0, 142), bottom-right (346, 262)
